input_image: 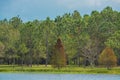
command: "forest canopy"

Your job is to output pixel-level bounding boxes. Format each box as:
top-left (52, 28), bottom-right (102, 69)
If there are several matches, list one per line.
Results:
top-left (0, 6), bottom-right (120, 67)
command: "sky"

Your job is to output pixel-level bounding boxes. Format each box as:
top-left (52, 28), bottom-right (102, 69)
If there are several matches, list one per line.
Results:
top-left (0, 0), bottom-right (120, 21)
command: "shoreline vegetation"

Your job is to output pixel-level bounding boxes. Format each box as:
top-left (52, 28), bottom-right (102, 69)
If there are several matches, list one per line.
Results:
top-left (0, 6), bottom-right (120, 75)
top-left (0, 65), bottom-right (120, 74)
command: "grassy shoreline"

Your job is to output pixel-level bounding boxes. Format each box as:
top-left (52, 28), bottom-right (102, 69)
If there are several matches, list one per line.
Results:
top-left (0, 65), bottom-right (120, 74)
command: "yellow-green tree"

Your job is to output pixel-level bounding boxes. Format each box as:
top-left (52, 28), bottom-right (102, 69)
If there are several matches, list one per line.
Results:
top-left (51, 38), bottom-right (66, 69)
top-left (99, 47), bottom-right (117, 69)
top-left (0, 42), bottom-right (5, 58)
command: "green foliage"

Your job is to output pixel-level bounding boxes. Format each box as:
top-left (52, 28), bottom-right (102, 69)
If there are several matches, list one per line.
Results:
top-left (105, 30), bottom-right (120, 48)
top-left (0, 65), bottom-right (120, 74)
top-left (0, 42), bottom-right (5, 57)
top-left (0, 6), bottom-right (120, 68)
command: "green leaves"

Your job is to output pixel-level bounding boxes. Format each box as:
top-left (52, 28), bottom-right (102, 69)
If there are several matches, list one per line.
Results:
top-left (18, 43), bottom-right (28, 54)
top-left (0, 6), bottom-right (120, 66)
top-left (105, 30), bottom-right (120, 48)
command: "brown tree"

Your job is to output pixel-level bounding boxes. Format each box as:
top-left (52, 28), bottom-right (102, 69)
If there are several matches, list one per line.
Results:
top-left (99, 47), bottom-right (117, 69)
top-left (51, 38), bottom-right (66, 69)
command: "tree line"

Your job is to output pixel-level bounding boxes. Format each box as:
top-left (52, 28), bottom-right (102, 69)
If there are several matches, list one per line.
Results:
top-left (0, 6), bottom-right (120, 68)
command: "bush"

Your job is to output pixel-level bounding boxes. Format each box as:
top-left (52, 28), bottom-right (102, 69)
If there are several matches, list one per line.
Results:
top-left (99, 47), bottom-right (117, 69)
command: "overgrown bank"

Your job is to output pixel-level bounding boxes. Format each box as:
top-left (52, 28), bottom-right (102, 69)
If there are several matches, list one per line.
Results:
top-left (0, 65), bottom-right (120, 74)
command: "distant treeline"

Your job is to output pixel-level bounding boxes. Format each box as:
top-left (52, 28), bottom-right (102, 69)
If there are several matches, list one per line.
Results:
top-left (0, 6), bottom-right (120, 67)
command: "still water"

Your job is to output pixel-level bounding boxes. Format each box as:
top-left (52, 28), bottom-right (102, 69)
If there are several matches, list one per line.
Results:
top-left (0, 73), bottom-right (120, 80)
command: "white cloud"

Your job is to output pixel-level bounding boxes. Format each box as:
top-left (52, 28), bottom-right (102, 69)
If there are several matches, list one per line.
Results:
top-left (3, 0), bottom-right (120, 11)
top-left (1, 0), bottom-right (120, 21)
top-left (56, 0), bottom-right (120, 9)
top-left (112, 0), bottom-right (120, 3)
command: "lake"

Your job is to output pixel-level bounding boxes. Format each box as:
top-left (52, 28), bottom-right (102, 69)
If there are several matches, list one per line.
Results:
top-left (0, 73), bottom-right (120, 80)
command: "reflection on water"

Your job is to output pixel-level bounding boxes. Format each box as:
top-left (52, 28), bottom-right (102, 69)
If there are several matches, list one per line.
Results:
top-left (0, 73), bottom-right (120, 80)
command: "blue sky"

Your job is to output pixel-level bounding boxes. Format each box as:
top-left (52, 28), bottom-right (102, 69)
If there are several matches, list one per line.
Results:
top-left (0, 0), bottom-right (120, 21)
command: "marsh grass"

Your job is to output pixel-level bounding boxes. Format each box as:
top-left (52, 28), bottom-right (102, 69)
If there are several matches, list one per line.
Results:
top-left (0, 65), bottom-right (120, 74)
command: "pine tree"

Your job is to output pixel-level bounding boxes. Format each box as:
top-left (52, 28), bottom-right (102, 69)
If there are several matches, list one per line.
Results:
top-left (51, 38), bottom-right (66, 69)
top-left (99, 47), bottom-right (117, 69)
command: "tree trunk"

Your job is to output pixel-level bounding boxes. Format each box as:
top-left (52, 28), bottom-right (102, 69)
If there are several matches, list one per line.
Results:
top-left (45, 33), bottom-right (48, 67)
top-left (13, 57), bottom-right (15, 69)
top-left (78, 57), bottom-right (80, 67)
top-left (89, 59), bottom-right (95, 68)
top-left (21, 55), bottom-right (24, 69)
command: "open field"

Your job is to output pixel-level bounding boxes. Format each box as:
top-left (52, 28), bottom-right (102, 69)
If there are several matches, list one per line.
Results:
top-left (0, 65), bottom-right (120, 74)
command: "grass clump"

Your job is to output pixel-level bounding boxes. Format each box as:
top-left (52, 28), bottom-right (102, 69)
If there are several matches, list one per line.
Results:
top-left (0, 65), bottom-right (120, 74)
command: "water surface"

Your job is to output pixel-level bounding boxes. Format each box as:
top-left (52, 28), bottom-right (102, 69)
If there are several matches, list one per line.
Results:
top-left (0, 73), bottom-right (120, 80)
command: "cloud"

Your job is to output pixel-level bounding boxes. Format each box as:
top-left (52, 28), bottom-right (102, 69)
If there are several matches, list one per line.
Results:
top-left (0, 0), bottom-right (120, 21)
top-left (56, 0), bottom-right (120, 9)
top-left (2, 0), bottom-right (120, 13)
top-left (56, 0), bottom-right (104, 8)
top-left (112, 0), bottom-right (120, 3)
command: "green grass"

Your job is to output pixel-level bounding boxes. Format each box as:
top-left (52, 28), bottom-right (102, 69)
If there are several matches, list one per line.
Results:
top-left (0, 65), bottom-right (120, 74)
